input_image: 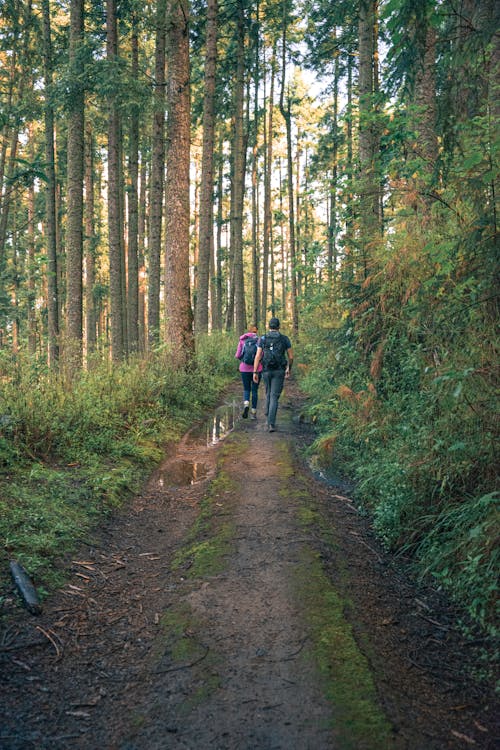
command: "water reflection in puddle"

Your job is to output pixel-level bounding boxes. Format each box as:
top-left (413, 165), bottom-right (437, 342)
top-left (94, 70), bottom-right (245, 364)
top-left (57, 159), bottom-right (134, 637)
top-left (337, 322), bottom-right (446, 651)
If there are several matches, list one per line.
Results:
top-left (155, 401), bottom-right (240, 489)
top-left (192, 400), bottom-right (239, 446)
top-left (157, 460), bottom-right (208, 488)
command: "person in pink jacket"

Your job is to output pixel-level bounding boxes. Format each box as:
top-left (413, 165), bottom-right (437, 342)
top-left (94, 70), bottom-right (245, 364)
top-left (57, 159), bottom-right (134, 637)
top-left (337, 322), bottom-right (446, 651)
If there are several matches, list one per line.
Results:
top-left (235, 325), bottom-right (263, 419)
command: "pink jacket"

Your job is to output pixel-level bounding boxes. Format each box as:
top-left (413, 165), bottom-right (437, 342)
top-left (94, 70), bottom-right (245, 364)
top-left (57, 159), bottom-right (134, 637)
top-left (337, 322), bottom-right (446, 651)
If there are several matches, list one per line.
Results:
top-left (235, 332), bottom-right (262, 373)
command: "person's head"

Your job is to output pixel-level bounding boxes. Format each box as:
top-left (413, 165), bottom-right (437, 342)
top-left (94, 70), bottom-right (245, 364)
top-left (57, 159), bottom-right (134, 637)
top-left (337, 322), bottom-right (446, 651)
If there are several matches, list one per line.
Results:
top-left (249, 324), bottom-right (258, 334)
top-left (269, 317), bottom-right (280, 330)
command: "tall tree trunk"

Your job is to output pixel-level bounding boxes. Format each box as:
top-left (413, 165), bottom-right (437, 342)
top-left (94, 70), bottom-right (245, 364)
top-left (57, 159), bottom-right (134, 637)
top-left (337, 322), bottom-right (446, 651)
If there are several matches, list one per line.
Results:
top-left (328, 29), bottom-right (339, 283)
top-left (261, 45), bottom-right (276, 328)
top-left (230, 3), bottom-right (247, 334)
top-left (148, 0), bottom-right (167, 348)
top-left (344, 49), bottom-right (354, 277)
top-left (215, 132), bottom-right (224, 330)
top-left (251, 4), bottom-right (261, 328)
top-left (357, 0), bottom-right (380, 278)
top-left (195, 0), bottom-right (218, 335)
top-left (279, 19), bottom-right (298, 334)
top-left (84, 122), bottom-right (96, 360)
top-left (66, 0), bottom-right (85, 368)
top-left (27, 139), bottom-right (36, 356)
top-left (138, 158), bottom-right (147, 352)
top-left (42, 0), bottom-right (59, 366)
top-left (107, 0), bottom-right (124, 361)
top-left (164, 0), bottom-right (194, 363)
top-left (127, 17), bottom-right (140, 354)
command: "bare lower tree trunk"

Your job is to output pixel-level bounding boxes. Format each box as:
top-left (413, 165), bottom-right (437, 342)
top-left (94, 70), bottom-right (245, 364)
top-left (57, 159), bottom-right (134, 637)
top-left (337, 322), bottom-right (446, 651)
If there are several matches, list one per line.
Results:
top-left (148, 0), bottom-right (167, 348)
top-left (84, 122), bottom-right (96, 360)
top-left (107, 0), bottom-right (124, 361)
top-left (127, 17), bottom-right (140, 354)
top-left (164, 0), bottom-right (194, 363)
top-left (279, 19), bottom-right (298, 334)
top-left (261, 45), bottom-right (276, 327)
top-left (358, 0), bottom-right (380, 278)
top-left (42, 0), bottom-right (59, 366)
top-left (230, 3), bottom-right (247, 334)
top-left (138, 158), bottom-right (147, 352)
top-left (195, 0), bottom-right (218, 335)
top-left (66, 0), bottom-right (85, 369)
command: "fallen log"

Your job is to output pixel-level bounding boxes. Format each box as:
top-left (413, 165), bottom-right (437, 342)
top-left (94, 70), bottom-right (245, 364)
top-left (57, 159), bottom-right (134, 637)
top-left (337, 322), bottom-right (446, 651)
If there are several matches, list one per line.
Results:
top-left (9, 560), bottom-right (42, 615)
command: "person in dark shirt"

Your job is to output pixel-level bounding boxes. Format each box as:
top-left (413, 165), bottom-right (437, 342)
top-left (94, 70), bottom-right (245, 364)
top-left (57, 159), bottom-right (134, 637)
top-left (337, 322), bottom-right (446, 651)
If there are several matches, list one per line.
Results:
top-left (252, 317), bottom-right (293, 432)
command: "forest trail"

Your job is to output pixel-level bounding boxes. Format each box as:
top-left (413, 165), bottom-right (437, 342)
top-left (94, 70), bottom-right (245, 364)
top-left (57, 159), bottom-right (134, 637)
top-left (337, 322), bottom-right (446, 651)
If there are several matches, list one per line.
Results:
top-left (0, 383), bottom-right (497, 749)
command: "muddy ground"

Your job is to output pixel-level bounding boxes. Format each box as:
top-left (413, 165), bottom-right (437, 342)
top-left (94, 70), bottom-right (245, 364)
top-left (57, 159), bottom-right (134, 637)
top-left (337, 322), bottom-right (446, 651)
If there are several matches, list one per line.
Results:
top-left (0, 382), bottom-right (498, 749)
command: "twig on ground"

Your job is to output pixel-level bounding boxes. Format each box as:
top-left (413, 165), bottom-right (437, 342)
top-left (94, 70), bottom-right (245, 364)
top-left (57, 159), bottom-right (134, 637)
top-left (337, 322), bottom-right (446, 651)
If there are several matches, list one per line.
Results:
top-left (155, 644), bottom-right (210, 674)
top-left (34, 625), bottom-right (63, 659)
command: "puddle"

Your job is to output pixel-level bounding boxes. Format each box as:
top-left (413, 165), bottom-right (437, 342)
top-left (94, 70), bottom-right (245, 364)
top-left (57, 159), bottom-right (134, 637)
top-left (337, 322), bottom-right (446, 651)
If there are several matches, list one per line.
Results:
top-left (154, 401), bottom-right (240, 489)
top-left (157, 460), bottom-right (209, 488)
top-left (190, 400), bottom-right (240, 446)
top-left (308, 455), bottom-right (355, 495)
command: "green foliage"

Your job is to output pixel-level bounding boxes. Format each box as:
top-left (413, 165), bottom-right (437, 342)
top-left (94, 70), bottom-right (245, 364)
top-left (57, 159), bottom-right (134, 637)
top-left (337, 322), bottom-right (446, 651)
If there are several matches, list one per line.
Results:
top-left (0, 336), bottom-right (235, 596)
top-left (297, 187), bottom-right (498, 639)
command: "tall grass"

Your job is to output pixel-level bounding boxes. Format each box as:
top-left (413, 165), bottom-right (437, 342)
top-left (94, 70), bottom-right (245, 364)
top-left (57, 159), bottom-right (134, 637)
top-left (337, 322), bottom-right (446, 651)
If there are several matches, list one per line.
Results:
top-left (0, 335), bottom-right (235, 595)
top-left (297, 301), bottom-right (499, 641)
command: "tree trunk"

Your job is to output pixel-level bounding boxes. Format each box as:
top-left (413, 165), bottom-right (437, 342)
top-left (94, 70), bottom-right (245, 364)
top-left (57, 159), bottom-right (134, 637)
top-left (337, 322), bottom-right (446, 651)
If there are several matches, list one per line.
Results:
top-left (84, 122), bottom-right (96, 360)
top-left (164, 0), bottom-right (194, 363)
top-left (66, 0), bottom-right (85, 368)
top-left (230, 4), bottom-right (247, 334)
top-left (107, 0), bottom-right (124, 362)
top-left (127, 17), bottom-right (140, 354)
top-left (261, 45), bottom-right (276, 328)
top-left (195, 0), bottom-right (218, 335)
top-left (42, 0), bottom-right (59, 366)
top-left (138, 158), bottom-right (147, 353)
top-left (279, 20), bottom-right (298, 334)
top-left (149, 0), bottom-right (167, 348)
top-left (357, 0), bottom-right (380, 278)
top-left (251, 5), bottom-right (261, 328)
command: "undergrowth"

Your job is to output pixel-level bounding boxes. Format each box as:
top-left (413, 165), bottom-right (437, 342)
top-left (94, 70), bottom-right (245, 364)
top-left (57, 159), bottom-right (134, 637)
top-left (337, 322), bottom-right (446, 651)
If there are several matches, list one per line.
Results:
top-left (297, 289), bottom-right (499, 645)
top-left (0, 334), bottom-right (235, 597)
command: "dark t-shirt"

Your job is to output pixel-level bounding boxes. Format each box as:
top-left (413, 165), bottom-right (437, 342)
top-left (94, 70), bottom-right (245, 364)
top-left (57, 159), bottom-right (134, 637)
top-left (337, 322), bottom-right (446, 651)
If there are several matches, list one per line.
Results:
top-left (258, 332), bottom-right (291, 370)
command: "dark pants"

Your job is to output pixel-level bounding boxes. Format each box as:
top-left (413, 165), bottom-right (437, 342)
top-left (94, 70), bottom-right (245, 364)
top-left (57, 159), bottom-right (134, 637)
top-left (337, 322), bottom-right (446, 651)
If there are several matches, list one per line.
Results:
top-left (262, 368), bottom-right (286, 427)
top-left (241, 371), bottom-right (261, 408)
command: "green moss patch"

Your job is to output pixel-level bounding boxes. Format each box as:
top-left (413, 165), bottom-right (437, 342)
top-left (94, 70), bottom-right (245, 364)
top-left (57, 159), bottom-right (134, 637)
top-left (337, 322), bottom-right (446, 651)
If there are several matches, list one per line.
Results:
top-left (294, 547), bottom-right (394, 748)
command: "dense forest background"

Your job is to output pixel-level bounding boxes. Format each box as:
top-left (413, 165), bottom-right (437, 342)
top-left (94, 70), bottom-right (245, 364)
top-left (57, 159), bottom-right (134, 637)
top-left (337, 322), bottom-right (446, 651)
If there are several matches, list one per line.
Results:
top-left (0, 0), bottom-right (498, 645)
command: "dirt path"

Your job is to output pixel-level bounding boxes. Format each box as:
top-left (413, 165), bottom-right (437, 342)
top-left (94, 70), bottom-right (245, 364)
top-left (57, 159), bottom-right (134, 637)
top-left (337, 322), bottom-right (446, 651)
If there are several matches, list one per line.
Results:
top-left (0, 383), bottom-right (498, 749)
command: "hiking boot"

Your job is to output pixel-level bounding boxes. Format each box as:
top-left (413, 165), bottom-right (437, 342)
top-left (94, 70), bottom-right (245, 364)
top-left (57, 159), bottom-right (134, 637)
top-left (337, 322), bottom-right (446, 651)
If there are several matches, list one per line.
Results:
top-left (250, 409), bottom-right (257, 420)
top-left (268, 424), bottom-right (276, 432)
top-left (242, 402), bottom-right (249, 419)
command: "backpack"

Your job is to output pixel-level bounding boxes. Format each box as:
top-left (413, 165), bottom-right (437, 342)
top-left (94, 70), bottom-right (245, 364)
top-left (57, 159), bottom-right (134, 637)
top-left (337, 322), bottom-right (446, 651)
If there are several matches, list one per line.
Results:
top-left (239, 336), bottom-right (258, 366)
top-left (261, 332), bottom-right (287, 370)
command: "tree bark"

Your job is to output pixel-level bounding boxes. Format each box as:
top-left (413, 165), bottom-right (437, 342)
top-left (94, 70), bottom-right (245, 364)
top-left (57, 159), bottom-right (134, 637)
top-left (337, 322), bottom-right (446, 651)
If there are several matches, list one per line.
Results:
top-left (42, 0), bottom-right (59, 366)
top-left (195, 0), bottom-right (218, 335)
top-left (279, 19), bottom-right (298, 334)
top-left (229, 3), bottom-right (247, 334)
top-left (357, 0), bottom-right (380, 278)
top-left (148, 0), bottom-right (167, 348)
top-left (164, 0), bottom-right (194, 363)
top-left (66, 0), bottom-right (85, 368)
top-left (261, 46), bottom-right (276, 328)
top-left (127, 17), bottom-right (140, 354)
top-left (84, 122), bottom-right (96, 360)
top-left (107, 0), bottom-right (124, 362)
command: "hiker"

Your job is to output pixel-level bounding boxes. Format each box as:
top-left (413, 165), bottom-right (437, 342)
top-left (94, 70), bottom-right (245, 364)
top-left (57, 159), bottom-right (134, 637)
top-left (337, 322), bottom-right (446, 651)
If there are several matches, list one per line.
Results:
top-left (253, 317), bottom-right (293, 432)
top-left (235, 325), bottom-right (262, 419)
